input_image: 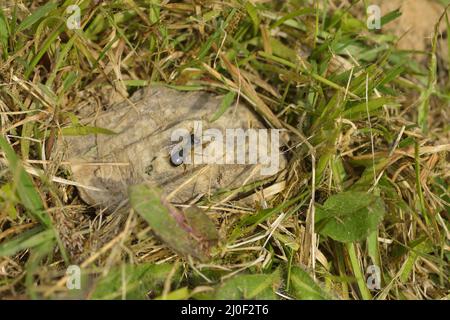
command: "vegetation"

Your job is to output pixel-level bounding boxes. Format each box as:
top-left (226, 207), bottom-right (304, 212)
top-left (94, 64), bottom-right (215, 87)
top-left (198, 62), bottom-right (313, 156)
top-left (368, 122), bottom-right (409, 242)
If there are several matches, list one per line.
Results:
top-left (0, 0), bottom-right (448, 300)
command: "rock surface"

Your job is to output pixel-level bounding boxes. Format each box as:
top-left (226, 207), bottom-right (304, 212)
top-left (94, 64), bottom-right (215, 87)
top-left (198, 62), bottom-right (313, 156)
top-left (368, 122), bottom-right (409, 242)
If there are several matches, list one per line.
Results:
top-left (60, 86), bottom-right (285, 208)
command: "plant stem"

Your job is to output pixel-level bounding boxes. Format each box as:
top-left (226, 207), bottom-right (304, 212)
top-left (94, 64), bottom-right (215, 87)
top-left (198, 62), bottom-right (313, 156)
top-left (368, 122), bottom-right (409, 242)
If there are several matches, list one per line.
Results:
top-left (347, 242), bottom-right (372, 300)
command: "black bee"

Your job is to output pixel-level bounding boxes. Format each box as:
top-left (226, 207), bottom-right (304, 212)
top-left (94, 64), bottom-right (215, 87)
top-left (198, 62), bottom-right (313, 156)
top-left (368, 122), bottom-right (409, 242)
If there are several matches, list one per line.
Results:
top-left (169, 133), bottom-right (196, 167)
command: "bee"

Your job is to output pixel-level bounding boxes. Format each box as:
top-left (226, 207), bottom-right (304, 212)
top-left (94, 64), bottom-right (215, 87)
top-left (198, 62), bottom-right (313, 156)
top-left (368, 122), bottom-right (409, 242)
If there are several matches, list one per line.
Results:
top-left (169, 131), bottom-right (213, 167)
top-left (169, 133), bottom-right (198, 167)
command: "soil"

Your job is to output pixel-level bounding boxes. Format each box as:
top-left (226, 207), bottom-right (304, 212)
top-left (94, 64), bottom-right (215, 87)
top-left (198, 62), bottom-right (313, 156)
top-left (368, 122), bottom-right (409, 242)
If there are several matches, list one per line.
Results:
top-left (59, 86), bottom-right (286, 208)
top-left (375, 0), bottom-right (448, 61)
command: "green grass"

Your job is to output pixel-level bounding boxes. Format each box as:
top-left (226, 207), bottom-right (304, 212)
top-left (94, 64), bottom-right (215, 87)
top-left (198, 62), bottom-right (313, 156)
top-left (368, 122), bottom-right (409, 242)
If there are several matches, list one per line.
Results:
top-left (0, 0), bottom-right (449, 300)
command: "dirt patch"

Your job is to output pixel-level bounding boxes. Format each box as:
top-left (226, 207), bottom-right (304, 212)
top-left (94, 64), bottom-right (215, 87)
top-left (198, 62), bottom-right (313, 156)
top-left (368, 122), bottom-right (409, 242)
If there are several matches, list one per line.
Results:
top-left (59, 86), bottom-right (286, 208)
top-left (375, 0), bottom-right (448, 61)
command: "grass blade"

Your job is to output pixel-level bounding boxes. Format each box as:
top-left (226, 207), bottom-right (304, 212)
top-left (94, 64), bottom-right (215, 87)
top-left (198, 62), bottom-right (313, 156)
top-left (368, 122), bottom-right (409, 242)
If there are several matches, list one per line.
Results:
top-left (17, 2), bottom-right (57, 32)
top-left (0, 227), bottom-right (54, 256)
top-left (0, 136), bottom-right (51, 227)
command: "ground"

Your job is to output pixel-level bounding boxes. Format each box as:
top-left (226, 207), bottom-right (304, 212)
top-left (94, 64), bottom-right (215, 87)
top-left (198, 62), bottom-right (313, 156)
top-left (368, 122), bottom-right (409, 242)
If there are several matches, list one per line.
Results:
top-left (0, 0), bottom-right (449, 300)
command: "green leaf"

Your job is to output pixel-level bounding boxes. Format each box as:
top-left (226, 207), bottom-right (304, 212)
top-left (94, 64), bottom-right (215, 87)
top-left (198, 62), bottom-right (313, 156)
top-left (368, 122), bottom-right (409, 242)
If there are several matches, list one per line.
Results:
top-left (62, 71), bottom-right (79, 93)
top-left (215, 270), bottom-right (281, 300)
top-left (0, 227), bottom-right (55, 256)
top-left (196, 28), bottom-right (221, 61)
top-left (0, 183), bottom-right (19, 219)
top-left (129, 185), bottom-right (217, 261)
top-left (92, 263), bottom-right (175, 300)
top-left (25, 240), bottom-right (55, 299)
top-left (61, 125), bottom-right (116, 136)
top-left (289, 266), bottom-right (333, 300)
top-left (17, 2), bottom-right (58, 32)
top-left (446, 12), bottom-right (450, 72)
top-left (0, 136), bottom-right (51, 227)
top-left (400, 239), bottom-right (434, 283)
top-left (270, 37), bottom-right (298, 62)
top-left (378, 63), bottom-right (405, 87)
top-left (229, 192), bottom-right (305, 241)
top-left (270, 8), bottom-right (315, 29)
top-left (24, 23), bottom-right (65, 79)
top-left (155, 287), bottom-right (190, 300)
top-left (315, 191), bottom-right (385, 243)
top-left (343, 97), bottom-right (395, 120)
top-left (0, 9), bottom-right (9, 57)
top-left (209, 91), bottom-right (236, 122)
top-left (184, 206), bottom-right (219, 243)
top-left (380, 9), bottom-right (402, 27)
top-left (122, 79), bottom-right (150, 87)
top-left (245, 2), bottom-right (259, 34)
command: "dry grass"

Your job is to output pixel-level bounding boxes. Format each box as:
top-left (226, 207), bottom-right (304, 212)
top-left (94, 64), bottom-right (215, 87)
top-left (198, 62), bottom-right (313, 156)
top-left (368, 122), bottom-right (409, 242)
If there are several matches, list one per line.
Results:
top-left (0, 0), bottom-right (449, 300)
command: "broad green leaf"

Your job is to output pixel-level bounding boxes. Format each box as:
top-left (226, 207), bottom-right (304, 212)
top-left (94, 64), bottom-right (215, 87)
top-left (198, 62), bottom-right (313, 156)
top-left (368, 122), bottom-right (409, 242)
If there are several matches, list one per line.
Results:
top-left (215, 270), bottom-right (281, 300)
top-left (315, 191), bottom-right (385, 243)
top-left (289, 266), bottom-right (333, 300)
top-left (61, 125), bottom-right (116, 136)
top-left (0, 136), bottom-right (51, 227)
top-left (129, 185), bottom-right (217, 261)
top-left (184, 206), bottom-right (219, 243)
top-left (92, 263), bottom-right (175, 300)
top-left (209, 91), bottom-right (236, 122)
top-left (0, 227), bottom-right (55, 256)
top-left (17, 2), bottom-right (58, 32)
